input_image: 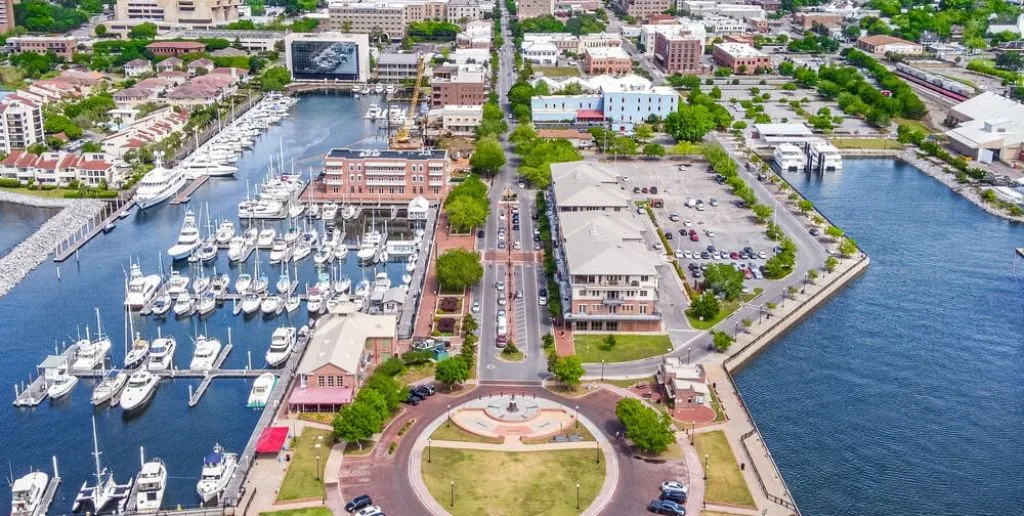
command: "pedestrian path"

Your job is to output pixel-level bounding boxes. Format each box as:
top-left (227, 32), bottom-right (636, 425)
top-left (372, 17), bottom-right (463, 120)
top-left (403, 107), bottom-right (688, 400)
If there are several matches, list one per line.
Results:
top-left (428, 438), bottom-right (597, 452)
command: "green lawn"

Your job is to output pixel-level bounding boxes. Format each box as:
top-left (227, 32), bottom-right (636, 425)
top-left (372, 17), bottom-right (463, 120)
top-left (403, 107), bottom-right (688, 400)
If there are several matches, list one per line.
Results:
top-left (601, 376), bottom-right (655, 388)
top-left (534, 66), bottom-right (581, 77)
top-left (0, 185), bottom-right (74, 199)
top-left (277, 428), bottom-right (333, 502)
top-left (830, 138), bottom-right (902, 150)
top-left (343, 440), bottom-right (376, 456)
top-left (693, 431), bottom-right (755, 508)
top-left (894, 117), bottom-right (932, 135)
top-left (709, 388), bottom-right (726, 423)
top-left (574, 334), bottom-right (673, 363)
top-left (421, 448), bottom-right (605, 516)
top-left (260, 509), bottom-right (333, 516)
top-left (430, 422), bottom-right (504, 444)
top-left (501, 349), bottom-right (525, 362)
top-left (398, 362), bottom-right (436, 386)
top-left (687, 289), bottom-right (763, 331)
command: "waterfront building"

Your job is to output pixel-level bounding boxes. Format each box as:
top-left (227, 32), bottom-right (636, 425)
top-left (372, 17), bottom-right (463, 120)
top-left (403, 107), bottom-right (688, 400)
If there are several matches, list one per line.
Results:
top-left (639, 20), bottom-right (705, 56)
top-left (114, 0), bottom-right (242, 27)
top-left (8, 36), bottom-right (77, 60)
top-left (441, 105), bottom-right (483, 137)
top-left (147, 41), bottom-right (208, 57)
top-left (101, 107), bottom-right (190, 158)
top-left (583, 46), bottom-right (632, 76)
top-left (522, 40), bottom-right (559, 65)
top-left (377, 52), bottom-right (422, 81)
top-left (657, 357), bottom-right (709, 409)
top-left (289, 313), bottom-right (397, 413)
top-left (0, 150), bottom-right (115, 187)
top-left (284, 32), bottom-right (371, 83)
top-left (0, 95), bottom-right (44, 154)
top-left (681, 0), bottom-right (765, 20)
top-left (856, 34), bottom-right (923, 56)
top-left (165, 73), bottom-right (238, 106)
top-left (612, 0), bottom-right (670, 18)
top-left (549, 161), bottom-right (664, 332)
top-left (431, 66), bottom-right (486, 107)
top-left (530, 74), bottom-right (678, 133)
top-left (518, 0), bottom-right (554, 18)
top-left (653, 30), bottom-right (704, 73)
top-left (712, 42), bottom-right (772, 74)
top-left (312, 148), bottom-right (451, 204)
top-left (944, 92), bottom-right (1024, 165)
top-left (124, 58), bottom-right (154, 77)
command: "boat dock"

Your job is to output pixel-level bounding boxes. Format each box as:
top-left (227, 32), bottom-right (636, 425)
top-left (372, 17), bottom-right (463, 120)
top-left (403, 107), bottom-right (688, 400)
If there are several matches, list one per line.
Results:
top-left (13, 345), bottom-right (79, 407)
top-left (188, 343), bottom-right (233, 406)
top-left (53, 196), bottom-right (135, 263)
top-left (32, 457), bottom-right (62, 516)
top-left (171, 176), bottom-right (211, 205)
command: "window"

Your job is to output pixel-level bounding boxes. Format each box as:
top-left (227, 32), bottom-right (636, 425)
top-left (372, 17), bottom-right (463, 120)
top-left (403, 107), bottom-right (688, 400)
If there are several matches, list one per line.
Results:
top-left (317, 376), bottom-right (325, 387)
top-left (327, 375), bottom-right (335, 387)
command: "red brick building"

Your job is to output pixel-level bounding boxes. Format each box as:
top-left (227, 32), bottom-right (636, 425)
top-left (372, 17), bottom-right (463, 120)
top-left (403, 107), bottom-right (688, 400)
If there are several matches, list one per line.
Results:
top-left (146, 41), bottom-right (207, 57)
top-left (583, 46), bottom-right (633, 77)
top-left (431, 78), bottom-right (486, 108)
top-left (312, 148), bottom-right (451, 204)
top-left (9, 36), bottom-right (77, 60)
top-left (712, 42), bottom-right (772, 74)
top-left (653, 31), bottom-right (702, 74)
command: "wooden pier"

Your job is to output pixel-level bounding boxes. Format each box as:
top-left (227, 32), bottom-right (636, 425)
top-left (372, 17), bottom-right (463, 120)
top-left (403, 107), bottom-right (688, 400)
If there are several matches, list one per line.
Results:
top-left (188, 343), bottom-right (233, 406)
top-left (171, 176), bottom-right (211, 205)
top-left (13, 376), bottom-right (49, 407)
top-left (53, 196), bottom-right (135, 263)
top-left (33, 457), bottom-right (62, 516)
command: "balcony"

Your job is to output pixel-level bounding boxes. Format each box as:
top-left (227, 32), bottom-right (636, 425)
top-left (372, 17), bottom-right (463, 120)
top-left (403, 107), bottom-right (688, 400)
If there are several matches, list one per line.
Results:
top-left (602, 298), bottom-right (625, 306)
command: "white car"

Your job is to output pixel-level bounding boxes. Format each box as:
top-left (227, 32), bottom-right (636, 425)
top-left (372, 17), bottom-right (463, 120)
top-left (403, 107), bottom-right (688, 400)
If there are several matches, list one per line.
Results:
top-left (539, 296), bottom-right (547, 306)
top-left (683, 250), bottom-right (693, 259)
top-left (513, 241), bottom-right (522, 250)
top-left (653, 242), bottom-right (663, 251)
top-left (355, 506), bottom-right (383, 516)
top-left (705, 229), bottom-right (715, 237)
top-left (758, 251), bottom-right (768, 259)
top-left (684, 219), bottom-right (693, 227)
top-left (660, 481), bottom-right (689, 494)
top-left (674, 250), bottom-right (684, 259)
top-left (472, 301), bottom-right (480, 313)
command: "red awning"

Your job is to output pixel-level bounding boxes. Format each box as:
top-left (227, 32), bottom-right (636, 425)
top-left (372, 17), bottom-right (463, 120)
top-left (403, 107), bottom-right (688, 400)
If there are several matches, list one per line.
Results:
top-left (288, 386), bottom-right (354, 406)
top-left (255, 426), bottom-right (290, 454)
top-left (576, 109), bottom-right (605, 120)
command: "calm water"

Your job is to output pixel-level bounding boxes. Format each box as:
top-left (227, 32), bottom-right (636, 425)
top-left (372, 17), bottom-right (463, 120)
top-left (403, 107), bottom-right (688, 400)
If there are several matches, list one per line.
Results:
top-left (736, 159), bottom-right (1024, 516)
top-left (0, 202), bottom-right (60, 257)
top-left (0, 92), bottom-right (410, 512)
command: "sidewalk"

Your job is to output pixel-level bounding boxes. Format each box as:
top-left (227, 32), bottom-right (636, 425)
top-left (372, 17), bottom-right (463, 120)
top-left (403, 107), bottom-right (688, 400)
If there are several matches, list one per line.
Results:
top-left (413, 211), bottom-right (477, 338)
top-left (428, 438), bottom-right (598, 452)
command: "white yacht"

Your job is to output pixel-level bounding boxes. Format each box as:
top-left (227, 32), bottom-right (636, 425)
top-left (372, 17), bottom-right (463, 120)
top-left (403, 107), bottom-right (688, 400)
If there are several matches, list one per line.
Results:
top-left (150, 293), bottom-right (171, 317)
top-left (179, 160), bottom-right (238, 177)
top-left (402, 274), bottom-right (412, 285)
top-left (260, 295), bottom-right (281, 315)
top-left (406, 255), bottom-right (417, 273)
top-left (808, 139), bottom-right (844, 172)
top-left (276, 271), bottom-right (292, 294)
top-left (234, 273), bottom-right (253, 294)
top-left (372, 271), bottom-right (391, 296)
top-left (285, 295), bottom-right (301, 313)
top-left (136, 156), bottom-right (187, 210)
top-left (73, 331), bottom-right (112, 371)
top-left (247, 373), bottom-right (277, 408)
top-left (313, 246), bottom-right (333, 265)
top-left (292, 240), bottom-right (311, 261)
top-left (322, 202), bottom-right (338, 220)
top-left (147, 336), bottom-right (176, 370)
top-left (198, 291), bottom-right (217, 316)
top-left (120, 369), bottom-right (159, 411)
top-left (265, 327), bottom-right (296, 367)
top-left (189, 335), bottom-right (222, 370)
top-left (73, 417), bottom-right (133, 514)
top-left (134, 458), bottom-right (167, 513)
top-left (193, 274), bottom-right (212, 296)
top-left (227, 236), bottom-right (249, 262)
top-left (240, 292), bottom-right (262, 314)
top-left (196, 445), bottom-right (237, 504)
top-left (195, 238), bottom-right (218, 262)
top-left (269, 238), bottom-right (290, 264)
top-left (47, 362), bottom-right (78, 399)
top-left (168, 209), bottom-right (202, 261)
top-left (306, 288), bottom-right (324, 313)
top-left (91, 369), bottom-right (128, 406)
top-left (165, 271), bottom-right (190, 297)
top-left (173, 292), bottom-right (195, 317)
top-left (257, 228), bottom-right (277, 247)
top-left (124, 336), bottom-right (150, 369)
top-left (10, 471), bottom-right (48, 516)
top-left (773, 143), bottom-right (806, 173)
top-left (215, 220), bottom-right (235, 244)
top-left (125, 264), bottom-right (161, 309)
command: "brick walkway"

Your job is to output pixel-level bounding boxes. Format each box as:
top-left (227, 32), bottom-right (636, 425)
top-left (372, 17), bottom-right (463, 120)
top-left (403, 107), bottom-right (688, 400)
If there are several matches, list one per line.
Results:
top-left (554, 326), bottom-right (574, 355)
top-left (412, 212), bottom-right (477, 339)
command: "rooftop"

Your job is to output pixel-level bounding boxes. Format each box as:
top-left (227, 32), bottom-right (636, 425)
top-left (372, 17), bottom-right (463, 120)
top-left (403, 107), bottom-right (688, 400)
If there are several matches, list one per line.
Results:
top-left (297, 313), bottom-right (396, 375)
top-left (147, 41), bottom-right (207, 50)
top-left (857, 34), bottom-right (919, 47)
top-left (379, 52), bottom-right (422, 65)
top-left (585, 46), bottom-right (631, 59)
top-left (715, 42), bottom-right (766, 58)
top-left (327, 148), bottom-right (448, 160)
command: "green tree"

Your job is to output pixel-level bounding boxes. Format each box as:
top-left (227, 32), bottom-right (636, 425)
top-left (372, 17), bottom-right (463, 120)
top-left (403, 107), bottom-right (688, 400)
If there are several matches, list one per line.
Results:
top-left (615, 398), bottom-right (675, 454)
top-left (130, 22), bottom-right (158, 40)
top-left (260, 66), bottom-right (292, 91)
top-left (610, 136), bottom-right (637, 156)
top-left (825, 256), bottom-right (838, 272)
top-left (825, 225), bottom-right (844, 239)
top-left (364, 372), bottom-right (403, 412)
top-left (602, 334), bottom-right (616, 350)
top-left (633, 123), bottom-right (654, 143)
top-left (446, 196), bottom-right (486, 233)
top-left (703, 264), bottom-right (745, 301)
top-left (435, 248), bottom-right (483, 291)
top-left (94, 24), bottom-right (107, 37)
top-left (435, 356), bottom-right (470, 387)
top-left (664, 103), bottom-right (716, 142)
top-left (553, 354), bottom-right (585, 389)
top-left (797, 199), bottom-right (814, 214)
top-left (712, 330), bottom-right (734, 352)
top-left (333, 399), bottom-right (383, 446)
top-left (752, 203), bottom-right (773, 224)
top-left (689, 291), bottom-right (720, 321)
top-left (642, 143), bottom-right (665, 158)
top-left (355, 387), bottom-right (390, 422)
top-left (839, 237), bottom-right (858, 256)
top-left (469, 135), bottom-right (505, 176)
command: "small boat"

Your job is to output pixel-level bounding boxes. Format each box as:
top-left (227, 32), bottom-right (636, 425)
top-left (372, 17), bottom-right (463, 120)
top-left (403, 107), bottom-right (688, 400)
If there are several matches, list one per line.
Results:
top-left (47, 363), bottom-right (78, 399)
top-left (189, 335), bottom-right (222, 370)
top-left (260, 295), bottom-right (281, 315)
top-left (265, 327), bottom-right (296, 367)
top-left (91, 369), bottom-right (128, 406)
top-left (269, 238), bottom-right (289, 264)
top-left (234, 273), bottom-right (253, 294)
top-left (334, 245), bottom-right (349, 261)
top-left (285, 295), bottom-right (301, 313)
top-left (147, 336), bottom-right (176, 370)
top-left (341, 205), bottom-right (357, 220)
top-left (193, 275), bottom-right (212, 296)
top-left (196, 444), bottom-right (237, 504)
top-left (257, 228), bottom-right (277, 247)
top-left (334, 277), bottom-right (352, 294)
top-left (288, 203), bottom-right (305, 219)
top-left (165, 271), bottom-right (190, 297)
top-left (406, 255), bottom-right (417, 272)
top-left (306, 288), bottom-right (324, 313)
top-left (120, 369), bottom-right (159, 412)
top-left (402, 274), bottom-right (412, 285)
top-left (167, 208), bottom-right (202, 261)
top-left (353, 279), bottom-right (370, 298)
top-left (292, 240), bottom-right (311, 261)
top-left (150, 293), bottom-right (172, 316)
top-left (10, 471), bottom-right (48, 516)
top-left (124, 336), bottom-right (150, 369)
top-left (118, 208), bottom-right (132, 219)
top-left (215, 220), bottom-right (235, 245)
top-left (134, 458), bottom-right (167, 513)
top-left (195, 239), bottom-right (218, 262)
top-left (313, 246), bottom-right (333, 265)
top-left (103, 222), bottom-right (116, 233)
top-left (247, 372), bottom-right (277, 408)
top-left (276, 272), bottom-right (292, 295)
top-left (173, 292), bottom-right (195, 317)
top-left (198, 291), bottom-right (217, 315)
top-left (283, 226), bottom-right (300, 245)
top-left (364, 103), bottom-right (381, 120)
top-left (240, 292), bottom-right (262, 314)
top-left (322, 202), bottom-right (338, 221)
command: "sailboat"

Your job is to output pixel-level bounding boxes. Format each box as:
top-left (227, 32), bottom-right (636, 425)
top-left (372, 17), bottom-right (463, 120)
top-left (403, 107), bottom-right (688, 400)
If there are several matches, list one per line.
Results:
top-left (73, 309), bottom-right (113, 370)
top-left (91, 368), bottom-right (128, 406)
top-left (72, 417), bottom-right (133, 514)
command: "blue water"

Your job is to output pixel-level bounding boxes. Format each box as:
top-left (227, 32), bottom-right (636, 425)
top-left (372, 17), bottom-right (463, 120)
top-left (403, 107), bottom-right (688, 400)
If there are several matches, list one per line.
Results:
top-left (0, 92), bottom-right (410, 512)
top-left (736, 159), bottom-right (1024, 516)
top-left (0, 202), bottom-right (59, 257)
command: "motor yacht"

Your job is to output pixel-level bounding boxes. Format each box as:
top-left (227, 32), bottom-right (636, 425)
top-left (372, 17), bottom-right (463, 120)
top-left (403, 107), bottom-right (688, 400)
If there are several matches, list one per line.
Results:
top-left (265, 327), bottom-right (296, 367)
top-left (234, 273), bottom-right (253, 294)
top-left (136, 156), bottom-right (186, 210)
top-left (189, 335), bottom-right (222, 370)
top-left (134, 458), bottom-right (167, 513)
top-left (306, 288), bottom-right (324, 313)
top-left (227, 236), bottom-right (247, 262)
top-left (125, 264), bottom-right (161, 309)
top-left (292, 240), bottom-right (311, 261)
top-left (47, 363), bottom-right (78, 399)
top-left (402, 274), bottom-right (412, 285)
top-left (173, 292), bottom-right (195, 317)
top-left (179, 160), bottom-right (238, 177)
top-left (167, 209), bottom-right (202, 261)
top-left (372, 271), bottom-right (392, 296)
top-left (91, 369), bottom-right (128, 406)
top-left (198, 291), bottom-right (217, 316)
top-left (10, 471), bottom-right (48, 516)
top-left (406, 255), bottom-right (417, 272)
top-left (247, 373), bottom-right (277, 408)
top-left (195, 238), bottom-right (218, 262)
top-left (196, 445), bottom-right (237, 504)
top-left (364, 103), bottom-right (382, 120)
top-left (260, 295), bottom-right (281, 315)
top-left (215, 220), bottom-right (235, 244)
top-left (72, 329), bottom-right (112, 371)
top-left (193, 274), bottom-right (212, 296)
top-left (257, 228), bottom-right (277, 247)
top-left (166, 271), bottom-right (190, 297)
top-left (120, 369), bottom-right (159, 412)
top-left (147, 337), bottom-right (176, 370)
top-left (269, 238), bottom-right (290, 264)
top-left (240, 292), bottom-right (262, 314)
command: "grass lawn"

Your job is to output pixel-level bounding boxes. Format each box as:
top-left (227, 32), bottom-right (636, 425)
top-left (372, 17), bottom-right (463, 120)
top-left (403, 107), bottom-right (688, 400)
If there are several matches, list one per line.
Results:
top-left (637, 440), bottom-right (684, 461)
top-left (520, 422), bottom-right (595, 444)
top-left (430, 422), bottom-right (504, 444)
top-left (343, 440), bottom-right (376, 456)
top-left (534, 66), bottom-right (581, 77)
top-left (687, 288), bottom-right (763, 331)
top-left (260, 509), bottom-right (333, 516)
top-left (544, 382), bottom-right (591, 398)
top-left (574, 334), bottom-right (673, 363)
top-left (0, 186), bottom-right (74, 199)
top-left (709, 388), bottom-right (727, 423)
top-left (277, 428), bottom-right (333, 502)
top-left (693, 431), bottom-right (755, 508)
top-left (398, 362), bottom-right (436, 386)
top-left (894, 117), bottom-right (932, 134)
top-left (421, 448), bottom-right (605, 516)
top-left (297, 413), bottom-right (334, 425)
top-left (601, 376), bottom-right (655, 388)
top-left (830, 138), bottom-right (902, 150)
top-left (500, 349), bottom-right (525, 362)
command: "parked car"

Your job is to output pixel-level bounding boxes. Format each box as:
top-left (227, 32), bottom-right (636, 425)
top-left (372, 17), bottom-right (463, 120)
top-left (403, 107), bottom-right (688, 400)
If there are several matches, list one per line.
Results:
top-left (513, 241), bottom-right (522, 250)
top-left (684, 219), bottom-right (693, 227)
top-left (689, 232), bottom-right (699, 242)
top-left (678, 228), bottom-right (688, 236)
top-left (752, 268), bottom-right (763, 280)
top-left (539, 296), bottom-right (547, 306)
top-left (709, 198), bottom-right (719, 207)
top-left (758, 251), bottom-right (768, 259)
top-left (660, 489), bottom-right (687, 504)
top-left (665, 232), bottom-right (673, 240)
top-left (810, 227), bottom-right (820, 236)
top-left (654, 242), bottom-right (663, 250)
top-left (413, 385), bottom-right (436, 397)
top-left (477, 230), bottom-right (484, 238)
top-left (496, 280), bottom-right (505, 291)
top-left (683, 251), bottom-right (693, 259)
top-left (345, 495), bottom-right (373, 513)
top-left (700, 251), bottom-right (710, 259)
top-left (498, 241), bottom-right (506, 249)
top-left (744, 268), bottom-right (753, 280)
top-left (691, 269), bottom-right (702, 278)
top-left (650, 186), bottom-right (659, 194)
top-left (669, 213), bottom-right (680, 222)
top-left (704, 229), bottom-right (714, 237)
top-left (688, 263), bottom-right (699, 271)
top-left (648, 499), bottom-right (685, 515)
top-left (634, 186), bottom-right (641, 193)
top-left (354, 506), bottom-right (384, 516)
top-left (730, 251), bottom-right (739, 259)
top-left (404, 394), bottom-right (422, 405)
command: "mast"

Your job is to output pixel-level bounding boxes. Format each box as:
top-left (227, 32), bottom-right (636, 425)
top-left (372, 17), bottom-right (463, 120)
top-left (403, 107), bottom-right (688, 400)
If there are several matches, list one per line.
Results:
top-left (91, 416), bottom-right (103, 485)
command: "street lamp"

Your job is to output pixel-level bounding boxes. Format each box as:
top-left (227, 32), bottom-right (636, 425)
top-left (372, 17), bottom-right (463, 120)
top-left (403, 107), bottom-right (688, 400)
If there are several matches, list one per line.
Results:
top-left (601, 359), bottom-right (605, 381)
top-left (802, 271), bottom-right (808, 294)
top-left (451, 480), bottom-right (455, 507)
top-left (576, 482), bottom-right (581, 510)
top-left (447, 403), bottom-right (451, 427)
top-left (690, 422), bottom-right (694, 445)
top-left (428, 439), bottom-right (432, 463)
top-left (315, 455), bottom-right (320, 482)
top-left (595, 440), bottom-right (600, 464)
top-left (686, 347), bottom-right (691, 365)
top-left (704, 454), bottom-right (709, 480)
top-left (575, 404), bottom-right (579, 430)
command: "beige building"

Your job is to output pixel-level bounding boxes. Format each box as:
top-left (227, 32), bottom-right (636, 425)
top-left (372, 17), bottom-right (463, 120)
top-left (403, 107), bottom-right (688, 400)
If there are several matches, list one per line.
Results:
top-left (441, 105), bottom-right (483, 137)
top-left (856, 34), bottom-right (923, 56)
top-left (8, 36), bottom-right (77, 60)
top-left (0, 95), bottom-right (45, 154)
top-left (312, 148), bottom-right (451, 204)
top-left (712, 42), bottom-right (772, 74)
top-left (614, 0), bottom-right (671, 19)
top-left (115, 0), bottom-right (242, 26)
top-left (518, 0), bottom-right (554, 19)
top-left (0, 0), bottom-right (13, 32)
top-left (328, 0), bottom-right (479, 40)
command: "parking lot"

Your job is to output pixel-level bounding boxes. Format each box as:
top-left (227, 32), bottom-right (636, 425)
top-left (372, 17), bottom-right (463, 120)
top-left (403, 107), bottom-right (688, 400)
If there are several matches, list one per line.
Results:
top-left (615, 160), bottom-right (777, 285)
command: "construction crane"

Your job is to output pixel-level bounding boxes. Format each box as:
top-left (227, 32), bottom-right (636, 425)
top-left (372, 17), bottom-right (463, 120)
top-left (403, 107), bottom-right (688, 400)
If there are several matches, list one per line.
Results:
top-left (392, 55), bottom-right (426, 149)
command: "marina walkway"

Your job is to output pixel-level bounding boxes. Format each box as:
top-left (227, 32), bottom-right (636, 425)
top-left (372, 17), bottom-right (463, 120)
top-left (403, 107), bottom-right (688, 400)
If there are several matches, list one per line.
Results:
top-left (170, 176), bottom-right (211, 205)
top-left (53, 196), bottom-right (135, 263)
top-left (396, 205), bottom-right (438, 340)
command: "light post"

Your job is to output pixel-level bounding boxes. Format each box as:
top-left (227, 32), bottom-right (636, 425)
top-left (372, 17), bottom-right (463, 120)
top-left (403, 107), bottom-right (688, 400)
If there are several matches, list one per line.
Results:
top-left (576, 482), bottom-right (581, 510)
top-left (601, 359), bottom-right (605, 381)
top-left (595, 440), bottom-right (600, 464)
top-left (686, 347), bottom-right (691, 365)
top-left (703, 454), bottom-right (709, 480)
top-left (315, 455), bottom-right (320, 482)
top-left (447, 403), bottom-right (451, 427)
top-left (575, 404), bottom-right (579, 430)
top-left (428, 439), bottom-right (432, 463)
top-left (451, 480), bottom-right (455, 507)
top-left (689, 422), bottom-right (694, 445)
top-left (802, 271), bottom-right (808, 294)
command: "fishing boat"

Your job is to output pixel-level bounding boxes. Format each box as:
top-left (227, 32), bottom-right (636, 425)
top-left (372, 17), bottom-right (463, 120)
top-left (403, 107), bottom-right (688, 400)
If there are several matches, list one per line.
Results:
top-left (125, 263), bottom-right (161, 309)
top-left (189, 335), bottom-right (222, 370)
top-left (73, 310), bottom-right (113, 370)
top-left (91, 369), bottom-right (128, 406)
top-left (72, 417), bottom-right (133, 513)
top-left (150, 293), bottom-right (172, 317)
top-left (260, 295), bottom-right (281, 315)
top-left (265, 327), bottom-right (296, 367)
top-left (120, 370), bottom-right (159, 412)
top-left (198, 291), bottom-right (217, 316)
top-left (247, 373), bottom-right (277, 408)
top-left (306, 288), bottom-right (324, 313)
top-left (196, 444), bottom-right (237, 504)
top-left (134, 457), bottom-right (167, 513)
top-left (257, 228), bottom-right (277, 247)
top-left (136, 155), bottom-right (186, 210)
top-left (10, 471), bottom-right (48, 516)
top-left (167, 208), bottom-right (202, 261)
top-left (166, 271), bottom-right (190, 297)
top-left (215, 220), bottom-right (235, 244)
top-left (47, 362), bottom-right (78, 399)
top-left (240, 292), bottom-right (262, 314)
top-left (147, 335), bottom-right (176, 370)
top-left (276, 271), bottom-right (292, 294)
top-left (173, 292), bottom-right (195, 317)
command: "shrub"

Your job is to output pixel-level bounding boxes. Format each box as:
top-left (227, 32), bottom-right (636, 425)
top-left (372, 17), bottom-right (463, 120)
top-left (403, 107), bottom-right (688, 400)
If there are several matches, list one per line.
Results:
top-left (439, 297), bottom-right (460, 312)
top-left (437, 317), bottom-right (457, 334)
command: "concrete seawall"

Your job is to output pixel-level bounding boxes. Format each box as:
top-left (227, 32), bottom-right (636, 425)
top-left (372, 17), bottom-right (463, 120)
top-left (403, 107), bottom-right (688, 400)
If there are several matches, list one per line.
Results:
top-left (0, 190), bottom-right (104, 299)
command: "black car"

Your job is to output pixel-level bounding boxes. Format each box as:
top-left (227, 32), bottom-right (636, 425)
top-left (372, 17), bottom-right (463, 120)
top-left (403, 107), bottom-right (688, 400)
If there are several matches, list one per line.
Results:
top-left (660, 489), bottom-right (687, 504)
top-left (633, 186), bottom-right (641, 193)
top-left (743, 246), bottom-right (754, 254)
top-left (809, 227), bottom-right (820, 236)
top-left (513, 224), bottom-right (520, 231)
top-left (650, 186), bottom-right (659, 194)
top-left (345, 495), bottom-right (373, 513)
top-left (700, 251), bottom-right (710, 259)
top-left (665, 232), bottom-right (672, 240)
top-left (404, 394), bottom-right (422, 405)
top-left (691, 270), bottom-right (702, 278)
top-left (477, 230), bottom-right (485, 238)
top-left (648, 499), bottom-right (685, 516)
top-left (539, 288), bottom-right (548, 297)
top-left (706, 245), bottom-right (716, 253)
top-left (413, 385), bottom-right (436, 397)
top-left (688, 263), bottom-right (699, 271)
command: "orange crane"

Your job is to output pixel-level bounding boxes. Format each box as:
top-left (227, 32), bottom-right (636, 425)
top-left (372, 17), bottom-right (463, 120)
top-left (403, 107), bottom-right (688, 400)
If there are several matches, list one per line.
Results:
top-left (392, 55), bottom-right (425, 149)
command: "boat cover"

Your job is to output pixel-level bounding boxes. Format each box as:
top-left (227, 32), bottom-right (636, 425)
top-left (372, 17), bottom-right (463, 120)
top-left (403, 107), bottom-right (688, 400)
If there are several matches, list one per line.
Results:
top-left (205, 451), bottom-right (222, 465)
top-left (255, 426), bottom-right (289, 454)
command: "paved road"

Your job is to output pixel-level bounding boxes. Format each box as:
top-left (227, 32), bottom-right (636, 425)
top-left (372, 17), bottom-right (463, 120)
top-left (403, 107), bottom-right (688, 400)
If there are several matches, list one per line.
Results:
top-left (587, 133), bottom-right (830, 377)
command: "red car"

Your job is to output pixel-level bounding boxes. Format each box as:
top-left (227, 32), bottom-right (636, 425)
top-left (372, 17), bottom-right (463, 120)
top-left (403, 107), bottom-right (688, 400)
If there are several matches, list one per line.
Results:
top-left (743, 269), bottom-right (753, 280)
top-left (730, 251), bottom-right (740, 259)
top-left (689, 232), bottom-right (699, 242)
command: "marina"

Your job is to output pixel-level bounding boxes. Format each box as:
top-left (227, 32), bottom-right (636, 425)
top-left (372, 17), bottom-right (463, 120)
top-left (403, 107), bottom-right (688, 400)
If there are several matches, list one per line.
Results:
top-left (1, 92), bottom-right (428, 512)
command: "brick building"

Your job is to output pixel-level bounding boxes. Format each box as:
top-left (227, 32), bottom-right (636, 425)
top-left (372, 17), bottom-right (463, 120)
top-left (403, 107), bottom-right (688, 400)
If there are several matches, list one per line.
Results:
top-left (653, 31), bottom-right (703, 73)
top-left (314, 148), bottom-right (451, 204)
top-left (8, 37), bottom-right (78, 60)
top-left (583, 46), bottom-right (633, 76)
top-left (712, 42), bottom-right (772, 74)
top-left (518, 0), bottom-right (555, 18)
top-left (147, 41), bottom-right (207, 57)
top-left (614, 0), bottom-right (671, 18)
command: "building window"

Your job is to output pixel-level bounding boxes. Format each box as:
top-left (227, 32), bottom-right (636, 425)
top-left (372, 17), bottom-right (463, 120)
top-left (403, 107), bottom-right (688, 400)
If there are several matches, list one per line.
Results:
top-left (317, 376), bottom-right (325, 387)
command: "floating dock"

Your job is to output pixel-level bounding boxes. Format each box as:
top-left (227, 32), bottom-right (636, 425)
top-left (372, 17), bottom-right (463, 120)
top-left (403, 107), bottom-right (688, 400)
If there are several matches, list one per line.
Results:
top-left (33, 457), bottom-right (62, 516)
top-left (188, 343), bottom-right (233, 406)
top-left (53, 198), bottom-right (134, 263)
top-left (171, 176), bottom-right (211, 205)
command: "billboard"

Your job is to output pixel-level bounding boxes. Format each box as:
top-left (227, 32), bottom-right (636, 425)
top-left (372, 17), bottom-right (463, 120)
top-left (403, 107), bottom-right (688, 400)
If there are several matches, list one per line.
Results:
top-left (290, 40), bottom-right (360, 81)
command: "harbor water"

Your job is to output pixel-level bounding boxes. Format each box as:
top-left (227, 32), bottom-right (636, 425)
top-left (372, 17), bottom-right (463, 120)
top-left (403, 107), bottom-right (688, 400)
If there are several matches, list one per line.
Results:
top-left (0, 92), bottom-right (412, 512)
top-left (0, 202), bottom-right (60, 257)
top-left (736, 159), bottom-right (1024, 516)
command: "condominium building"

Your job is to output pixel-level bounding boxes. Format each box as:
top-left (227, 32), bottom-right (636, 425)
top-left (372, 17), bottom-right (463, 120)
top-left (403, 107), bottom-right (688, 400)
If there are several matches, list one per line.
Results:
top-left (522, 40), bottom-right (559, 65)
top-left (702, 14), bottom-right (748, 35)
top-left (583, 46), bottom-right (632, 76)
top-left (613, 0), bottom-right (670, 19)
top-left (431, 66), bottom-right (486, 107)
top-left (441, 105), bottom-right (483, 137)
top-left (518, 0), bottom-right (554, 19)
top-left (327, 0), bottom-right (479, 40)
top-left (712, 42), bottom-right (771, 74)
top-left (313, 148), bottom-right (451, 203)
top-left (0, 150), bottom-right (116, 188)
top-left (639, 19), bottom-right (705, 56)
top-left (653, 31), bottom-right (703, 74)
top-left (549, 161), bottom-right (663, 332)
top-left (8, 36), bottom-right (77, 60)
top-left (377, 52), bottom-right (422, 81)
top-left (0, 0), bottom-right (13, 32)
top-left (0, 95), bottom-right (44, 154)
top-left (115, 0), bottom-right (242, 26)
top-left (578, 32), bottom-right (622, 51)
